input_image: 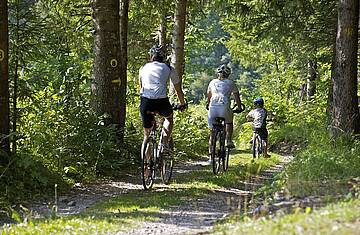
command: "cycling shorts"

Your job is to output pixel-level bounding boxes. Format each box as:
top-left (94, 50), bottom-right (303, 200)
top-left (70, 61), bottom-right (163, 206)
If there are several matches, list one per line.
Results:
top-left (253, 127), bottom-right (268, 141)
top-left (208, 105), bottom-right (233, 128)
top-left (140, 96), bottom-right (173, 128)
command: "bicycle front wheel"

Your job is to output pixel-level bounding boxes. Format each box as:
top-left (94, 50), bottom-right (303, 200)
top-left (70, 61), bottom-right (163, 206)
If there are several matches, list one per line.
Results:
top-left (211, 130), bottom-right (222, 174)
top-left (141, 138), bottom-right (156, 190)
top-left (160, 137), bottom-right (174, 185)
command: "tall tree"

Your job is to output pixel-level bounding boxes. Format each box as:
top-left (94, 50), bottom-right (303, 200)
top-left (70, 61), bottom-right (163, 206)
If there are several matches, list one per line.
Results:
top-left (117, 0), bottom-right (129, 142)
top-left (91, 0), bottom-right (122, 129)
top-left (0, 0), bottom-right (10, 156)
top-left (307, 59), bottom-right (317, 99)
top-left (171, 0), bottom-right (187, 83)
top-left (330, 0), bottom-right (360, 136)
top-left (158, 0), bottom-right (168, 47)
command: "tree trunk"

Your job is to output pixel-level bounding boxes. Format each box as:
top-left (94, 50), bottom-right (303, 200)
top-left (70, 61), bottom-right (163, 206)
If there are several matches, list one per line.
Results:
top-left (91, 0), bottom-right (121, 128)
top-left (306, 59), bottom-right (317, 99)
top-left (0, 0), bottom-right (10, 157)
top-left (170, 0), bottom-right (187, 84)
top-left (117, 0), bottom-right (129, 143)
top-left (159, 2), bottom-right (167, 47)
top-left (330, 0), bottom-right (360, 136)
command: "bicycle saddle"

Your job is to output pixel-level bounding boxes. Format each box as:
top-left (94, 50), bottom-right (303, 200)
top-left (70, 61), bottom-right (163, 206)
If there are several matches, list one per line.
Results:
top-left (215, 117), bottom-right (225, 123)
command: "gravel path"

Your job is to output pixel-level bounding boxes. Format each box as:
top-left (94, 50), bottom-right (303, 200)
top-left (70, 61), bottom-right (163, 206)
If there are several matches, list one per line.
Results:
top-left (3, 155), bottom-right (293, 234)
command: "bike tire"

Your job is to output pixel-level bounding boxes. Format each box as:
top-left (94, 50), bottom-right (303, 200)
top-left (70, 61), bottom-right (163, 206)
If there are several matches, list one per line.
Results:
top-left (161, 137), bottom-right (174, 185)
top-left (252, 135), bottom-right (258, 159)
top-left (252, 135), bottom-right (262, 159)
top-left (211, 130), bottom-right (221, 174)
top-left (223, 147), bottom-right (230, 171)
top-left (141, 138), bottom-right (156, 190)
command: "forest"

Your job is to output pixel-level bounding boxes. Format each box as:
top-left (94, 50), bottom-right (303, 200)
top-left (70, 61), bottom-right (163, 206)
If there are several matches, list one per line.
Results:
top-left (0, 0), bottom-right (360, 234)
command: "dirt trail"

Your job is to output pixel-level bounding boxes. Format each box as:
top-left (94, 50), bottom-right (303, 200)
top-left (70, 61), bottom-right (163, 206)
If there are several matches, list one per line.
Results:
top-left (3, 155), bottom-right (292, 234)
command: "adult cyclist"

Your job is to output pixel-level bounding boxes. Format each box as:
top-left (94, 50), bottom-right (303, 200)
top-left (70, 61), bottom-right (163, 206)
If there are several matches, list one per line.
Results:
top-left (139, 45), bottom-right (186, 155)
top-left (206, 64), bottom-right (243, 150)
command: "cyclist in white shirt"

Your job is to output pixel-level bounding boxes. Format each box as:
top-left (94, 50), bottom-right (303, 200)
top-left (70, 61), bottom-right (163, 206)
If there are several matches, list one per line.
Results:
top-left (207, 64), bottom-right (243, 149)
top-left (139, 45), bottom-right (186, 153)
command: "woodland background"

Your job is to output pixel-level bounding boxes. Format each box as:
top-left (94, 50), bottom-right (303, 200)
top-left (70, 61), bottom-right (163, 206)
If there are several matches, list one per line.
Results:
top-left (0, 0), bottom-right (359, 216)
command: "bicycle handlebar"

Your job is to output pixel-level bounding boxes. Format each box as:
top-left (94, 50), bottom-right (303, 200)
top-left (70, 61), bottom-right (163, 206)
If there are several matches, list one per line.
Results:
top-left (232, 103), bottom-right (246, 113)
top-left (172, 98), bottom-right (188, 112)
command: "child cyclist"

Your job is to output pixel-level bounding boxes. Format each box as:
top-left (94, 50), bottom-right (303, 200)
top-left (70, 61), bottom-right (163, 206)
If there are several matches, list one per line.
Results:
top-left (206, 64), bottom-right (243, 150)
top-left (246, 97), bottom-right (270, 157)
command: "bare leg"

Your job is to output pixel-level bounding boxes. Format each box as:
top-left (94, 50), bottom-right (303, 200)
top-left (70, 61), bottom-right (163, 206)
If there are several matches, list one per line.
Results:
top-left (225, 123), bottom-right (233, 142)
top-left (208, 129), bottom-right (213, 155)
top-left (264, 140), bottom-right (269, 157)
top-left (161, 114), bottom-right (174, 145)
top-left (141, 128), bottom-right (151, 159)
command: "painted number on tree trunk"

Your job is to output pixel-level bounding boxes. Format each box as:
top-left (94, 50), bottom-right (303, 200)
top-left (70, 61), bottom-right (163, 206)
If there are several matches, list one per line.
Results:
top-left (0, 49), bottom-right (4, 62)
top-left (110, 59), bottom-right (118, 68)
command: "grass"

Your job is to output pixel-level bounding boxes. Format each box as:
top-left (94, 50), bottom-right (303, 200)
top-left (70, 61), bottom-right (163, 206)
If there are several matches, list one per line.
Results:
top-left (1, 150), bottom-right (281, 234)
top-left (284, 131), bottom-right (360, 197)
top-left (215, 197), bottom-right (360, 234)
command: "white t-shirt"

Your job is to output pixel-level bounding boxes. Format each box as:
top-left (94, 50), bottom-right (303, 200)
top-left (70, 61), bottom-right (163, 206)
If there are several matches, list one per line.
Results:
top-left (247, 108), bottom-right (267, 129)
top-left (139, 61), bottom-right (180, 99)
top-left (207, 79), bottom-right (239, 107)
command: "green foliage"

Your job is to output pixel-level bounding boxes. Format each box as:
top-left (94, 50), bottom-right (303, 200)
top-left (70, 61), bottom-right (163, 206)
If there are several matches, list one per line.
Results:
top-left (0, 153), bottom-right (64, 202)
top-left (217, 198), bottom-right (360, 234)
top-left (285, 131), bottom-right (360, 197)
top-left (172, 103), bottom-right (209, 159)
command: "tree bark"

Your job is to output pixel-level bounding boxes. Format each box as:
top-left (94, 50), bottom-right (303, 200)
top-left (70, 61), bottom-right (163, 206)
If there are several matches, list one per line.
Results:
top-left (330, 0), bottom-right (360, 136)
top-left (159, 2), bottom-right (167, 47)
top-left (306, 59), bottom-right (317, 99)
top-left (0, 0), bottom-right (10, 157)
top-left (117, 0), bottom-right (129, 142)
top-left (91, 0), bottom-right (121, 128)
top-left (170, 0), bottom-right (187, 84)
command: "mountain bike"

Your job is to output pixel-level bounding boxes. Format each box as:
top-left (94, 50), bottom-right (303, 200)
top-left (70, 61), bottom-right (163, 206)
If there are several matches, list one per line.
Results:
top-left (141, 104), bottom-right (184, 190)
top-left (252, 131), bottom-right (265, 159)
top-left (209, 104), bottom-right (245, 174)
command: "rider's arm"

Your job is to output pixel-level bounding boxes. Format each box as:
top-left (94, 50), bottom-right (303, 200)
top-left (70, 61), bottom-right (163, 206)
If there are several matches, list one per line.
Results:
top-left (207, 90), bottom-right (212, 104)
top-left (246, 110), bottom-right (253, 121)
top-left (173, 82), bottom-right (186, 106)
top-left (138, 74), bottom-right (142, 90)
top-left (233, 91), bottom-right (242, 109)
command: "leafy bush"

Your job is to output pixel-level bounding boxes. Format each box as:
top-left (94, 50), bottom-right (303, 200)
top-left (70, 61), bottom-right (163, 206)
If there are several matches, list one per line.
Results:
top-left (285, 130), bottom-right (360, 196)
top-left (172, 102), bottom-right (209, 159)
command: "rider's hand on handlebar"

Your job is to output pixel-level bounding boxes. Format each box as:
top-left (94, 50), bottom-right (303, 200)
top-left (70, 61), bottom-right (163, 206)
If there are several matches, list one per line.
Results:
top-left (178, 104), bottom-right (187, 112)
top-left (233, 108), bottom-right (242, 113)
top-left (173, 103), bottom-right (187, 112)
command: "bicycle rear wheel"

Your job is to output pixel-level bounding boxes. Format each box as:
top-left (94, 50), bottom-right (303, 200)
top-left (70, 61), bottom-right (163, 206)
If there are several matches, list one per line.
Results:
top-left (223, 147), bottom-right (230, 171)
top-left (160, 137), bottom-right (174, 185)
top-left (141, 138), bottom-right (156, 190)
top-left (252, 135), bottom-right (263, 159)
top-left (211, 130), bottom-right (222, 174)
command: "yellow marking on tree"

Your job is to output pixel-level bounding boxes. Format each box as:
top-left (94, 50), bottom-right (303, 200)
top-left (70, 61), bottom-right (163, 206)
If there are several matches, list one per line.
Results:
top-left (110, 59), bottom-right (118, 67)
top-left (345, 27), bottom-right (354, 36)
top-left (112, 79), bottom-right (121, 84)
top-left (0, 49), bottom-right (5, 61)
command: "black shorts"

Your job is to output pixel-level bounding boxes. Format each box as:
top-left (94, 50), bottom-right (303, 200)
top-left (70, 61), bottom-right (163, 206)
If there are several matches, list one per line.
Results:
top-left (253, 128), bottom-right (268, 141)
top-left (140, 97), bottom-right (173, 128)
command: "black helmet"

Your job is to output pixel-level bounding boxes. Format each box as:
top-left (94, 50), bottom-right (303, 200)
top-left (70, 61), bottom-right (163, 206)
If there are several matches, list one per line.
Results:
top-left (149, 45), bottom-right (165, 59)
top-left (216, 64), bottom-right (231, 77)
top-left (253, 97), bottom-right (264, 107)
